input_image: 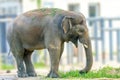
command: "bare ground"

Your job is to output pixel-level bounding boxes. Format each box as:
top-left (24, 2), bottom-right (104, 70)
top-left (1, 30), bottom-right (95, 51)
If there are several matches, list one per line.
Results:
top-left (0, 71), bottom-right (120, 80)
top-left (1, 63), bottom-right (120, 80)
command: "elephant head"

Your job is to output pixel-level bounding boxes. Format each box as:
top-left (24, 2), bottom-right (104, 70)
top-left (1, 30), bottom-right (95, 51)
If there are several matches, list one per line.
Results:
top-left (61, 14), bottom-right (93, 73)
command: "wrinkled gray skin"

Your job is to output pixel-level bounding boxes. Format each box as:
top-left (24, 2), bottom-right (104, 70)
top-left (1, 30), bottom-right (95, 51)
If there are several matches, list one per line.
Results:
top-left (7, 8), bottom-right (93, 78)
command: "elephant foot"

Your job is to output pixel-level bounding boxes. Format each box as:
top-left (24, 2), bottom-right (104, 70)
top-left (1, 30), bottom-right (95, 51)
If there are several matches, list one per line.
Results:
top-left (27, 72), bottom-right (37, 77)
top-left (18, 72), bottom-right (28, 77)
top-left (47, 71), bottom-right (59, 78)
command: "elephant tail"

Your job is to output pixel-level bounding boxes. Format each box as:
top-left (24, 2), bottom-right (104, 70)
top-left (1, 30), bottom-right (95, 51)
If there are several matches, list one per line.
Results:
top-left (8, 49), bottom-right (11, 56)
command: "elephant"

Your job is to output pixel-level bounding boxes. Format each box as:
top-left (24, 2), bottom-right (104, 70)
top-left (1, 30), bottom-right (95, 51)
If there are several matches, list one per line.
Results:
top-left (7, 8), bottom-right (93, 78)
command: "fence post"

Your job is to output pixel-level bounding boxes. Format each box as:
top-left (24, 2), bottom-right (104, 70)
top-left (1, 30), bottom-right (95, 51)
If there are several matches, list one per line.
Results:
top-left (94, 21), bottom-right (99, 61)
top-left (0, 26), bottom-right (1, 53)
top-left (100, 19), bottom-right (105, 64)
top-left (116, 30), bottom-right (120, 62)
top-left (109, 19), bottom-right (113, 60)
top-left (0, 22), bottom-right (7, 53)
top-left (77, 41), bottom-right (83, 63)
top-left (44, 49), bottom-right (48, 64)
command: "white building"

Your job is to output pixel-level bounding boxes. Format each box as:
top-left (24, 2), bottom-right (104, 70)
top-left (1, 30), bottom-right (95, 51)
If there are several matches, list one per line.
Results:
top-left (0, 0), bottom-right (119, 18)
top-left (41, 0), bottom-right (120, 18)
top-left (0, 0), bottom-right (22, 15)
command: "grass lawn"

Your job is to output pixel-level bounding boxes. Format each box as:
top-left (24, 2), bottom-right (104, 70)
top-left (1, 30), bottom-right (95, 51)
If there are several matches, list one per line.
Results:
top-left (59, 66), bottom-right (120, 79)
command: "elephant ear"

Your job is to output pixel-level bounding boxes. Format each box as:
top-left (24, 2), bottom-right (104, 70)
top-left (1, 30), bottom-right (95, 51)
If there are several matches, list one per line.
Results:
top-left (61, 16), bottom-right (72, 33)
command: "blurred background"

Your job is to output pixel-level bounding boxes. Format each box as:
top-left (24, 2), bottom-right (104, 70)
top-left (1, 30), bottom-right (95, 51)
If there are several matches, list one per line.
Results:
top-left (0, 0), bottom-right (120, 72)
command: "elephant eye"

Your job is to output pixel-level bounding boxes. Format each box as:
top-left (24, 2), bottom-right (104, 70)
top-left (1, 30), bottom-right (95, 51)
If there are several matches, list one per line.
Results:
top-left (79, 28), bottom-right (84, 32)
top-left (79, 20), bottom-right (83, 25)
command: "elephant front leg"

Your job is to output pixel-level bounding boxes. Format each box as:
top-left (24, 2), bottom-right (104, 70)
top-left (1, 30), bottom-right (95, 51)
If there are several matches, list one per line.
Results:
top-left (47, 46), bottom-right (61, 78)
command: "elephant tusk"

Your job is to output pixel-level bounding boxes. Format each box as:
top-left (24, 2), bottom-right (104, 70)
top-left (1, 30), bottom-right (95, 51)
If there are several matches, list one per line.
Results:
top-left (83, 44), bottom-right (88, 48)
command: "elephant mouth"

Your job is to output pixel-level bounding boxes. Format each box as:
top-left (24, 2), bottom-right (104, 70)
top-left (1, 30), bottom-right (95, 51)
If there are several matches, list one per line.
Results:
top-left (70, 36), bottom-right (88, 49)
top-left (83, 44), bottom-right (88, 48)
top-left (79, 37), bottom-right (88, 48)
top-left (69, 34), bottom-right (88, 49)
top-left (69, 35), bottom-right (78, 47)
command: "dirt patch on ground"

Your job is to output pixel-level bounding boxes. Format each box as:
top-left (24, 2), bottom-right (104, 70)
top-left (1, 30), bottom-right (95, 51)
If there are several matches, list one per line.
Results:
top-left (108, 68), bottom-right (120, 75)
top-left (0, 74), bottom-right (120, 80)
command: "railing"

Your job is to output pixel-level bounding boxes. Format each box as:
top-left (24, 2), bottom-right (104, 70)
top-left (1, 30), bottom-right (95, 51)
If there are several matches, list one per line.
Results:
top-left (88, 17), bottom-right (120, 64)
top-left (0, 18), bottom-right (14, 65)
top-left (0, 17), bottom-right (120, 66)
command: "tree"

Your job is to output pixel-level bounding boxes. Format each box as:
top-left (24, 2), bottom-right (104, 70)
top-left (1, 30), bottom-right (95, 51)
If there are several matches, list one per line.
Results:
top-left (37, 0), bottom-right (41, 8)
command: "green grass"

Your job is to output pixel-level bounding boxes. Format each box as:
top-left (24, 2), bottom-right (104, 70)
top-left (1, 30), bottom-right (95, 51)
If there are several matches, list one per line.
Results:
top-left (34, 62), bottom-right (46, 68)
top-left (1, 64), bottom-right (15, 70)
top-left (60, 66), bottom-right (120, 78)
top-left (0, 62), bottom-right (46, 70)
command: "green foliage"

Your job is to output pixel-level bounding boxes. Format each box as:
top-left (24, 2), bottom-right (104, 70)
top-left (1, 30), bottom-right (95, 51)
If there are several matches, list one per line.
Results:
top-left (37, 0), bottom-right (41, 8)
top-left (0, 63), bottom-right (46, 70)
top-left (34, 62), bottom-right (46, 68)
top-left (1, 64), bottom-right (15, 70)
top-left (60, 66), bottom-right (120, 78)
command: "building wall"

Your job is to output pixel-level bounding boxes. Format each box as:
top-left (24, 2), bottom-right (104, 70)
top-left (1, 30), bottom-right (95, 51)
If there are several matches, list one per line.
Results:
top-left (41, 0), bottom-right (120, 18)
top-left (22, 0), bottom-right (37, 12)
top-left (0, 0), bottom-right (22, 15)
top-left (0, 0), bottom-right (22, 53)
top-left (22, 0), bottom-right (120, 18)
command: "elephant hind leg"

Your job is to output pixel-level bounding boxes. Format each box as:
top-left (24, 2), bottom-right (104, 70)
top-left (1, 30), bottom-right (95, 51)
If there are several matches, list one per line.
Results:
top-left (10, 43), bottom-right (27, 77)
top-left (8, 34), bottom-right (28, 77)
top-left (23, 49), bottom-right (37, 77)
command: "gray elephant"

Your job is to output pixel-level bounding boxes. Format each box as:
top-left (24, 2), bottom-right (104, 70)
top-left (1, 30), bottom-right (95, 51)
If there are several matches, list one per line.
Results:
top-left (7, 8), bottom-right (93, 78)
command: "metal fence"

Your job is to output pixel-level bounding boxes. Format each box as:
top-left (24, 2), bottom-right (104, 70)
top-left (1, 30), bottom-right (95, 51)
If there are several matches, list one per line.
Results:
top-left (0, 17), bottom-right (120, 66)
top-left (88, 17), bottom-right (120, 64)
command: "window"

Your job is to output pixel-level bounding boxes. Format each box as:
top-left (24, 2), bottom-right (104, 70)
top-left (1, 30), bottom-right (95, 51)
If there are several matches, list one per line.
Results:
top-left (2, 8), bottom-right (5, 15)
top-left (89, 3), bottom-right (100, 26)
top-left (68, 3), bottom-right (80, 12)
top-left (0, 0), bottom-right (22, 15)
top-left (0, 8), bottom-right (5, 15)
top-left (43, 2), bottom-right (54, 8)
top-left (9, 6), bottom-right (17, 15)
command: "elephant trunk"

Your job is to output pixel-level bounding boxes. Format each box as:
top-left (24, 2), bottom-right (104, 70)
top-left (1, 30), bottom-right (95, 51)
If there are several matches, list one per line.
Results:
top-left (79, 37), bottom-right (93, 74)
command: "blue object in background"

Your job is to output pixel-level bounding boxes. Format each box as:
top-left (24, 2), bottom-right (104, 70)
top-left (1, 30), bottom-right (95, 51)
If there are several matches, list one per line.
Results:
top-left (0, 15), bottom-right (7, 53)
